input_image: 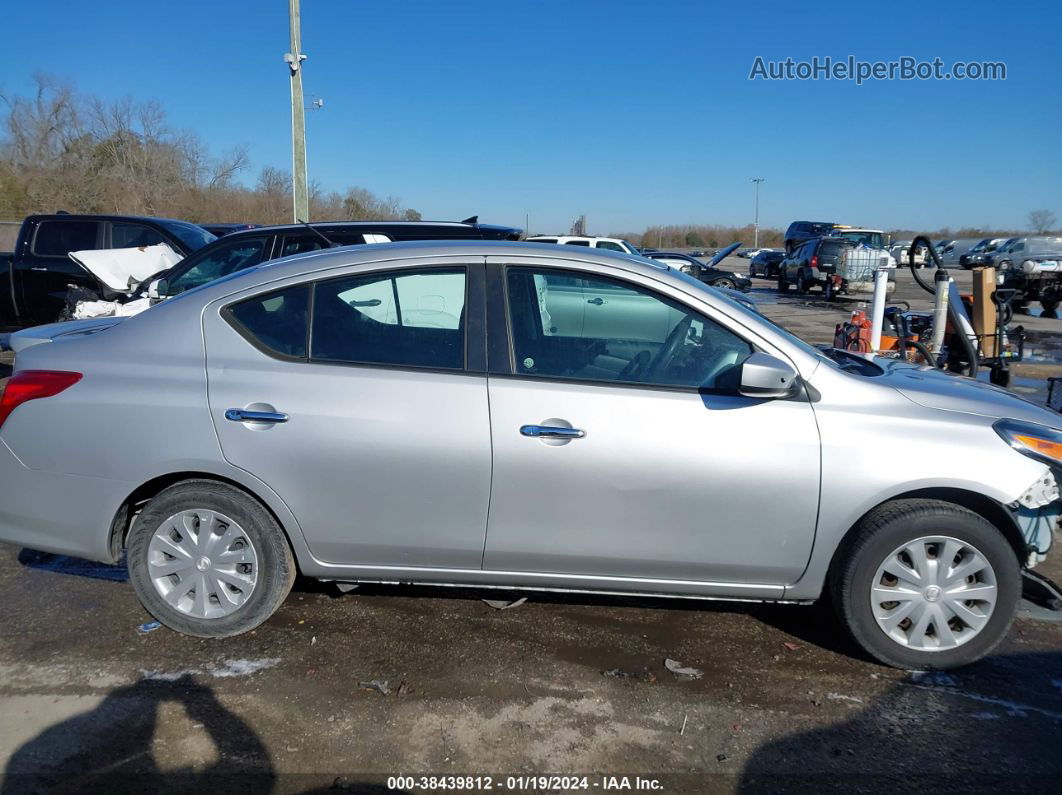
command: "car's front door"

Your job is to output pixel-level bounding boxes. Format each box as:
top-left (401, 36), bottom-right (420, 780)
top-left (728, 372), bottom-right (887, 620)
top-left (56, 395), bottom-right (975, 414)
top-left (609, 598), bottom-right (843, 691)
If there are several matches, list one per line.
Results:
top-left (203, 261), bottom-right (492, 569)
top-left (482, 260), bottom-right (821, 588)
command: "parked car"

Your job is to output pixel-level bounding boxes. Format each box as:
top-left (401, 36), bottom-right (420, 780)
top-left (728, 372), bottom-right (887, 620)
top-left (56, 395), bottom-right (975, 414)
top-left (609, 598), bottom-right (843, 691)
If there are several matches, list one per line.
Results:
top-left (641, 249), bottom-right (751, 292)
top-left (9, 218), bottom-right (525, 326)
top-left (778, 237), bottom-right (893, 300)
top-left (525, 235), bottom-right (641, 255)
top-left (201, 223), bottom-right (263, 237)
top-left (982, 238), bottom-right (1020, 269)
top-left (959, 238), bottom-right (1007, 269)
top-left (0, 214), bottom-right (216, 327)
top-left (749, 249), bottom-right (784, 278)
top-left (889, 240), bottom-right (928, 267)
top-left (995, 237), bottom-right (1062, 316)
top-left (2, 240), bottom-right (1057, 670)
top-left (937, 238), bottom-right (983, 268)
top-left (784, 222), bottom-right (889, 256)
top-left (738, 247), bottom-right (765, 259)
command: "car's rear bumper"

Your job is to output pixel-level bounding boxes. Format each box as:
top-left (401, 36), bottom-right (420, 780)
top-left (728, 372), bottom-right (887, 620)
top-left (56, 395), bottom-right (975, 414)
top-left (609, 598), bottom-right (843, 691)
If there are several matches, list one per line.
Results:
top-left (0, 438), bottom-right (134, 563)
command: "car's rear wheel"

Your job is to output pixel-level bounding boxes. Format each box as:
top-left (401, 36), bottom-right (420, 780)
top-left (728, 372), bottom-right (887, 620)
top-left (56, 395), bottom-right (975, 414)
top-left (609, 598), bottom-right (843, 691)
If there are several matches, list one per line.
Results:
top-left (777, 272), bottom-right (790, 292)
top-left (823, 279), bottom-right (836, 301)
top-left (127, 480), bottom-right (296, 637)
top-left (796, 271), bottom-right (810, 294)
top-left (830, 499), bottom-right (1020, 669)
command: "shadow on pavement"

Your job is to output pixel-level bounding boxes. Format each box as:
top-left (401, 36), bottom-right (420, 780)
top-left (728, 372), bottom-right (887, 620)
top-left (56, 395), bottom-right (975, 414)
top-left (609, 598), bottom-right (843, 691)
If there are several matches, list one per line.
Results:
top-left (2, 675), bottom-right (274, 792)
top-left (738, 650), bottom-right (1062, 792)
top-left (17, 548), bottom-right (128, 582)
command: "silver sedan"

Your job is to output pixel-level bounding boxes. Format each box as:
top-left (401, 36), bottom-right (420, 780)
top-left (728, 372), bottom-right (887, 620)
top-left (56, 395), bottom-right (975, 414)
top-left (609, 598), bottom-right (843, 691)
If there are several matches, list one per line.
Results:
top-left (0, 240), bottom-right (1058, 669)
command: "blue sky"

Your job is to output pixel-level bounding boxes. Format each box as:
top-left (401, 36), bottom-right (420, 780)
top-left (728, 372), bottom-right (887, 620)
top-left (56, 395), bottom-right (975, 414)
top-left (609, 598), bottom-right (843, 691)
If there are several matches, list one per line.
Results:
top-left (3, 0), bottom-right (1059, 234)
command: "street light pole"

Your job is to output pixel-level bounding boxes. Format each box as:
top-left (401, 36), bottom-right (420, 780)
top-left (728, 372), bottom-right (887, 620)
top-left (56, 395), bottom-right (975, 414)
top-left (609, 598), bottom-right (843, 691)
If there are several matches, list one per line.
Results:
top-left (751, 178), bottom-right (764, 249)
top-left (285, 0), bottom-right (309, 223)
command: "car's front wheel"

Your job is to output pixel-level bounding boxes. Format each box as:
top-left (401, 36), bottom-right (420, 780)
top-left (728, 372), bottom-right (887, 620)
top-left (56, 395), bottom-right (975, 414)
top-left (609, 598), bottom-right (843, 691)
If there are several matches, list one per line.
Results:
top-left (127, 480), bottom-right (296, 637)
top-left (830, 499), bottom-right (1020, 669)
top-left (714, 278), bottom-right (736, 290)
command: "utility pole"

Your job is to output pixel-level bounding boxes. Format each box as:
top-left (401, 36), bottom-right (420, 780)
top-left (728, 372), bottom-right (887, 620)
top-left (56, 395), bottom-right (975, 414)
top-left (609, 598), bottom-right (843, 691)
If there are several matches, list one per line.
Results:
top-left (751, 178), bottom-right (764, 248)
top-left (285, 0), bottom-right (309, 223)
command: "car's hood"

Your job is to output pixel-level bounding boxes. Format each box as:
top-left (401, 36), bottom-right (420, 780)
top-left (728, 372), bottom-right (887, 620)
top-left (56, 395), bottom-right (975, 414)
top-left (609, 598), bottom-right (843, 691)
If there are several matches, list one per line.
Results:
top-left (709, 242), bottom-right (741, 266)
top-left (9, 316), bottom-right (128, 354)
top-left (878, 358), bottom-right (1061, 427)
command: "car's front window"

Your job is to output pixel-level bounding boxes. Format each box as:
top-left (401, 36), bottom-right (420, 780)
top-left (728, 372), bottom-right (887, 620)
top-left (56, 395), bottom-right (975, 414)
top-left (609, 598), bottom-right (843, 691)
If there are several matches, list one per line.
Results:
top-left (506, 267), bottom-right (752, 389)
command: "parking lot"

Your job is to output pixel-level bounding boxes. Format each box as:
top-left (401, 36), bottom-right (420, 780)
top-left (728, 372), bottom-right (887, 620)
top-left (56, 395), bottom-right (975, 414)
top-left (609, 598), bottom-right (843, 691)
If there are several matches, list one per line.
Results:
top-left (2, 259), bottom-right (1061, 792)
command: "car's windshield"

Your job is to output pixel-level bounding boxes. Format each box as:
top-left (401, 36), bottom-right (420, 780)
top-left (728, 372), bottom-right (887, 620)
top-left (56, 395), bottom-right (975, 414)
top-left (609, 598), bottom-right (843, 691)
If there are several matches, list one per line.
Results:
top-left (160, 221), bottom-right (217, 252)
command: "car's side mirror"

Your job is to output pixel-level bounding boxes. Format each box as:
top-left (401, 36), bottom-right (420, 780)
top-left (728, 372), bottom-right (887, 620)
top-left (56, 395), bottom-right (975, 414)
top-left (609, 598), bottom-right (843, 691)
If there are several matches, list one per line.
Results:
top-left (148, 278), bottom-right (168, 299)
top-left (737, 352), bottom-right (800, 398)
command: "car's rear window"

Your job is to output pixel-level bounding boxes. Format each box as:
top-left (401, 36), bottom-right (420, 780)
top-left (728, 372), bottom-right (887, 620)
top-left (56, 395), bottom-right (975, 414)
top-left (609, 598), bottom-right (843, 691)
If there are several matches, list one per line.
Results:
top-left (819, 241), bottom-right (848, 256)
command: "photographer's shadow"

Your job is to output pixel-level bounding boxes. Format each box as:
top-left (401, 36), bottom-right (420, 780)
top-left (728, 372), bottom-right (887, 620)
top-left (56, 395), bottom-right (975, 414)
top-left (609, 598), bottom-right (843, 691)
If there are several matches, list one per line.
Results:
top-left (3, 675), bottom-right (274, 793)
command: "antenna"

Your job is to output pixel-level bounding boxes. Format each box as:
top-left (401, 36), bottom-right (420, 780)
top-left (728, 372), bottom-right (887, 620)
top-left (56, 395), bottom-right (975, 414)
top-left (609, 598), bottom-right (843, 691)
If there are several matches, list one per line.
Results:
top-left (297, 219), bottom-right (340, 248)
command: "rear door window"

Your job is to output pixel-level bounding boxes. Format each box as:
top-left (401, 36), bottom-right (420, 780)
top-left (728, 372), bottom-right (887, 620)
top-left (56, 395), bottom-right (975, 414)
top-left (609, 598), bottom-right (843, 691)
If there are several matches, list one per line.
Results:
top-left (596, 241), bottom-right (625, 252)
top-left (32, 220), bottom-right (101, 256)
top-left (563, 240), bottom-right (591, 247)
top-left (310, 268), bottom-right (466, 370)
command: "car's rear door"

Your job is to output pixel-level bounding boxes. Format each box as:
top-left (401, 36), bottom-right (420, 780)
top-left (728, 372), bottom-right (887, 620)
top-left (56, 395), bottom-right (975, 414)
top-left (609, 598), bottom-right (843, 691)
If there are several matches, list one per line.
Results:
top-left (203, 258), bottom-right (492, 569)
top-left (481, 257), bottom-right (821, 590)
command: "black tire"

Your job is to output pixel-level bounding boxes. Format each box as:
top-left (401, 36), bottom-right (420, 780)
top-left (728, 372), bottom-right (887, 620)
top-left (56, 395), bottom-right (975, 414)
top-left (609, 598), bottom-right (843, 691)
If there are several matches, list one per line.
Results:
top-left (127, 479), bottom-right (297, 638)
top-left (714, 278), bottom-right (736, 290)
top-left (823, 279), bottom-right (836, 301)
top-left (777, 272), bottom-right (790, 292)
top-left (796, 271), bottom-right (809, 294)
top-left (829, 499), bottom-right (1020, 670)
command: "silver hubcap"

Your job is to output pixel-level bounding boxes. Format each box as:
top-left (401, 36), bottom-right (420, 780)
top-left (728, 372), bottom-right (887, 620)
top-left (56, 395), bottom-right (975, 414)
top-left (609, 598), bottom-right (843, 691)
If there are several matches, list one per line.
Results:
top-left (147, 509), bottom-right (259, 619)
top-left (871, 535), bottom-right (997, 651)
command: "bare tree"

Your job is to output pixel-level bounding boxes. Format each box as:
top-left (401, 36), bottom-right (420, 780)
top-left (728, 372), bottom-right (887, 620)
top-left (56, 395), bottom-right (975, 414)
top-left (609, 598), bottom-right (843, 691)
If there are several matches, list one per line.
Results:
top-left (1029, 209), bottom-right (1057, 234)
top-left (0, 75), bottom-right (418, 226)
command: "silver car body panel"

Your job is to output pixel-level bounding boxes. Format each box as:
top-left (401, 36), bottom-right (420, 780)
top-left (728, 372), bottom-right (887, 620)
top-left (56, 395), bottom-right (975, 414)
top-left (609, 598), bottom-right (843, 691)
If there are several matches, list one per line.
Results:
top-left (0, 241), bottom-right (1054, 607)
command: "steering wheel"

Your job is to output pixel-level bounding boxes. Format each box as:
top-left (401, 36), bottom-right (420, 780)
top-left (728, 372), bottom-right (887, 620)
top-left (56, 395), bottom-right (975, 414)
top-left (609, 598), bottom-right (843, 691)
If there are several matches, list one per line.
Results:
top-left (647, 315), bottom-right (694, 379)
top-left (617, 350), bottom-right (651, 381)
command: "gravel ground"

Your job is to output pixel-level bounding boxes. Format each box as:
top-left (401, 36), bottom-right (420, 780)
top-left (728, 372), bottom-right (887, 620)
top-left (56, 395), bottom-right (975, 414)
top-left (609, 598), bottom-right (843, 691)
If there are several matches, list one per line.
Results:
top-left (1, 266), bottom-right (1061, 792)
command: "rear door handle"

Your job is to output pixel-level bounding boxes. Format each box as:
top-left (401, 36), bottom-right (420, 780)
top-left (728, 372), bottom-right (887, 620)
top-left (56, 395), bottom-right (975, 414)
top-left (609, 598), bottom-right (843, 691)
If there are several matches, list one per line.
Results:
top-left (520, 424), bottom-right (585, 439)
top-left (225, 408), bottom-right (289, 424)
top-left (586, 297), bottom-right (605, 305)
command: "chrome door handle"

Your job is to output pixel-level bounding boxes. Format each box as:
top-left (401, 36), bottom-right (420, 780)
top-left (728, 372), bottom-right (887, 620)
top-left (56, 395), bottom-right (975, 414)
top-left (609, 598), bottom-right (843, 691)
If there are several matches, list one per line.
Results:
top-left (225, 408), bottom-right (289, 424)
top-left (586, 297), bottom-right (605, 305)
top-left (520, 424), bottom-right (585, 439)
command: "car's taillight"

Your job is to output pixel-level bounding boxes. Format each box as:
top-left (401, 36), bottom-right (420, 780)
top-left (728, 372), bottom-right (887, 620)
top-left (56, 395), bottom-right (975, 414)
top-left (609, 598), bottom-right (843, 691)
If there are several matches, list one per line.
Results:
top-left (0, 370), bottom-right (82, 430)
top-left (811, 254), bottom-right (819, 269)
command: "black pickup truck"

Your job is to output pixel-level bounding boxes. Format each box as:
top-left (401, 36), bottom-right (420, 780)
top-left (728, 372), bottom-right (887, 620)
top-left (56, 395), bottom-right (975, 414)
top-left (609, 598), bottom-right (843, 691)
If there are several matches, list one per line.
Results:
top-left (1, 215), bottom-right (523, 328)
top-left (0, 214), bottom-right (215, 327)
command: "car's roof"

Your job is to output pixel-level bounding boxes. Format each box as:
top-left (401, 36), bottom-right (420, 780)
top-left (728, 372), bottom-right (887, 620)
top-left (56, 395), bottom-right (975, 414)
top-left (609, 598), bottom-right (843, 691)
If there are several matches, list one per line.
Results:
top-left (27, 213), bottom-right (203, 227)
top-left (235, 219), bottom-right (518, 235)
top-left (527, 235), bottom-right (626, 242)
